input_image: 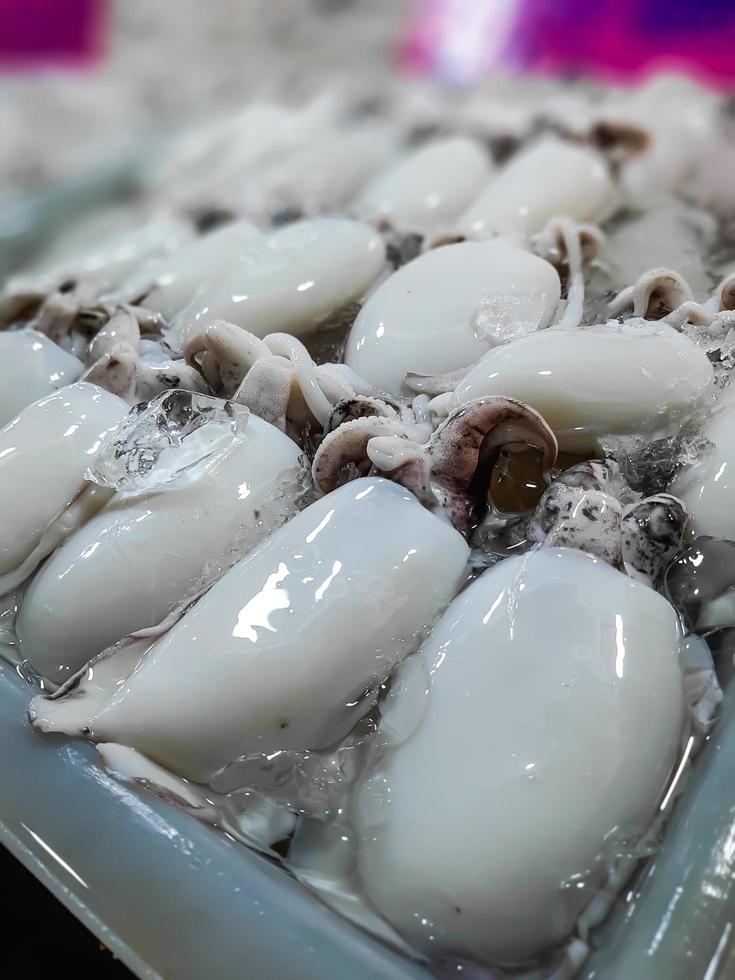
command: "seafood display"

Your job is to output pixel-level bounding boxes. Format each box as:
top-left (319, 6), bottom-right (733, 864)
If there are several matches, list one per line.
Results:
top-left (0, 330), bottom-right (83, 426)
top-left (3, 71), bottom-right (735, 979)
top-left (0, 383), bottom-right (128, 593)
top-left (18, 395), bottom-right (303, 684)
top-left (344, 240), bottom-right (561, 393)
top-left (350, 548), bottom-right (684, 966)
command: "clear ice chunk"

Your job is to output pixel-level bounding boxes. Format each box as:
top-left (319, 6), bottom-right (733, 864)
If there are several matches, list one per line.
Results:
top-left (681, 321), bottom-right (735, 386)
top-left (86, 389), bottom-right (249, 493)
top-left (601, 433), bottom-right (712, 497)
top-left (210, 715), bottom-right (380, 819)
top-left (212, 749), bottom-right (349, 818)
top-left (472, 293), bottom-right (541, 346)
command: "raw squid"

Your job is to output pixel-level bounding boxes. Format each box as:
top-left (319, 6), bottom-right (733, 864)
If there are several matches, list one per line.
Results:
top-left (18, 408), bottom-right (302, 684)
top-left (456, 136), bottom-right (616, 243)
top-left (0, 330), bottom-right (82, 427)
top-left (30, 479), bottom-right (469, 784)
top-left (169, 218), bottom-right (386, 350)
top-left (353, 136), bottom-right (492, 238)
top-left (446, 320), bottom-right (714, 453)
top-left (350, 548), bottom-right (684, 966)
top-left (345, 241), bottom-right (560, 394)
top-left (0, 382), bottom-right (128, 593)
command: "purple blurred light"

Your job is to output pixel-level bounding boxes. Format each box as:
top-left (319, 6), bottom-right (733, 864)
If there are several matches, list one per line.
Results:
top-left (0, 0), bottom-right (108, 69)
top-left (401, 0), bottom-right (735, 87)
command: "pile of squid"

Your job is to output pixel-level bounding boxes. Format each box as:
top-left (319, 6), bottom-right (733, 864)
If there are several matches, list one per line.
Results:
top-left (2, 74), bottom-right (735, 977)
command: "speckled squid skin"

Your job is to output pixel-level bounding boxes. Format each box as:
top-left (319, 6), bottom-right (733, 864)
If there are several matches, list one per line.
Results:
top-left (313, 395), bottom-right (558, 533)
top-left (524, 460), bottom-right (689, 586)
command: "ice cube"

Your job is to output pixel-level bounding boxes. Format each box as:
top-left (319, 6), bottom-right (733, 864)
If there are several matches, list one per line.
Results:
top-left (86, 389), bottom-right (249, 493)
top-left (472, 292), bottom-right (541, 346)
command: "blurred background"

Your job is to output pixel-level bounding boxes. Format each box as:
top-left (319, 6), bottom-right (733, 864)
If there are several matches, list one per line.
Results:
top-left (0, 0), bottom-right (408, 195)
top-left (1, 0), bottom-right (734, 198)
top-left (1, 3), bottom-right (734, 977)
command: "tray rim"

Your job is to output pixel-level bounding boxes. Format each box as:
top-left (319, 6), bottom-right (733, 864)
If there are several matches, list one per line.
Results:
top-left (0, 665), bottom-right (432, 980)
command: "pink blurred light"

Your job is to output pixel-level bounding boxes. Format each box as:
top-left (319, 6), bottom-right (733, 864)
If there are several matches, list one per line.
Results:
top-left (399, 0), bottom-right (517, 83)
top-left (400, 0), bottom-right (735, 88)
top-left (0, 0), bottom-right (109, 70)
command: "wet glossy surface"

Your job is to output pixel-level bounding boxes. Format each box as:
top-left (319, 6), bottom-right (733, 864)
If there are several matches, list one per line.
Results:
top-left (345, 241), bottom-right (560, 394)
top-left (0, 667), bottom-right (427, 980)
top-left (18, 215), bottom-right (193, 292)
top-left (3, 78), bottom-right (732, 980)
top-left (114, 220), bottom-right (264, 318)
top-left (583, 677), bottom-right (735, 980)
top-left (354, 136), bottom-right (492, 237)
top-left (665, 536), bottom-right (735, 633)
top-left (455, 321), bottom-right (715, 452)
top-left (42, 479), bottom-right (468, 783)
top-left (670, 402), bottom-right (735, 539)
top-left (353, 548), bottom-right (684, 966)
top-left (170, 218), bottom-right (385, 349)
top-left (457, 136), bottom-right (616, 242)
top-left (0, 330), bottom-right (82, 428)
top-left (0, 383), bottom-right (127, 580)
top-left (18, 414), bottom-right (301, 684)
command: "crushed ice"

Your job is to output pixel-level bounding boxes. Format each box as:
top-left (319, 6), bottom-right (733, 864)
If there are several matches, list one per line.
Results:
top-left (601, 203), bottom-right (717, 296)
